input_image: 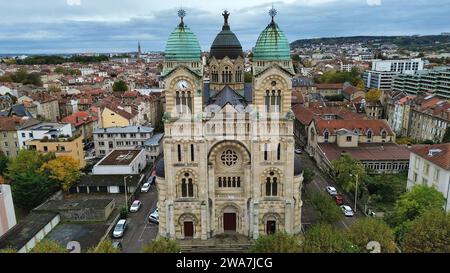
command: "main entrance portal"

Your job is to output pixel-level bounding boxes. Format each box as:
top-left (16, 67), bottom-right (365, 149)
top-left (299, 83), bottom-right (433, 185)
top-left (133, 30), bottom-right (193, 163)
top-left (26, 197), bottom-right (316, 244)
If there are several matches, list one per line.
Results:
top-left (223, 213), bottom-right (236, 232)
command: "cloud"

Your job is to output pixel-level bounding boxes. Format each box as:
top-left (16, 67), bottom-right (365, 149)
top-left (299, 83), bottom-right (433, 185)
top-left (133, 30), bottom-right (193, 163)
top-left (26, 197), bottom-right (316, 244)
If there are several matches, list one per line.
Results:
top-left (66, 0), bottom-right (81, 6)
top-left (367, 0), bottom-right (381, 6)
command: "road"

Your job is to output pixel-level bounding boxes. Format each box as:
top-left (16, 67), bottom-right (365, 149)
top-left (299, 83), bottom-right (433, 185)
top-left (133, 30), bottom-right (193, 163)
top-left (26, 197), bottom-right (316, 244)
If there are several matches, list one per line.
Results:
top-left (299, 151), bottom-right (364, 230)
top-left (117, 185), bottom-right (159, 253)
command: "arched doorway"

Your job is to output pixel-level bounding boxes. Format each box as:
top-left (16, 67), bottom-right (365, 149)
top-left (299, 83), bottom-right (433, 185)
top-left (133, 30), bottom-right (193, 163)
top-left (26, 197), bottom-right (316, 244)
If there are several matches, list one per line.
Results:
top-left (221, 204), bottom-right (239, 233)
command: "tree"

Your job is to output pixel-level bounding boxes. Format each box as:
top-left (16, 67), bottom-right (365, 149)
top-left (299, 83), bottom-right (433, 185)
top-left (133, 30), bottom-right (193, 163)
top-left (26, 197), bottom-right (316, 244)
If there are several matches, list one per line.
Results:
top-left (112, 80), bottom-right (128, 92)
top-left (30, 239), bottom-right (67, 253)
top-left (244, 72), bottom-right (252, 83)
top-left (48, 84), bottom-right (61, 93)
top-left (0, 74), bottom-right (13, 83)
top-left (249, 231), bottom-right (302, 253)
top-left (88, 239), bottom-right (121, 253)
top-left (5, 149), bottom-right (55, 181)
top-left (346, 218), bottom-right (396, 253)
top-left (364, 173), bottom-right (407, 204)
top-left (0, 248), bottom-right (16, 253)
top-left (0, 153), bottom-right (9, 175)
top-left (401, 210), bottom-right (450, 253)
top-left (356, 80), bottom-right (365, 90)
top-left (442, 127), bottom-right (450, 143)
top-left (23, 73), bottom-right (43, 86)
top-left (54, 66), bottom-right (65, 74)
top-left (300, 224), bottom-right (357, 253)
top-left (309, 191), bottom-right (343, 224)
top-left (365, 89), bottom-right (382, 102)
top-left (302, 169), bottom-right (315, 186)
top-left (12, 68), bottom-right (29, 83)
top-left (142, 237), bottom-right (181, 253)
top-left (39, 156), bottom-right (81, 192)
top-left (332, 154), bottom-right (366, 193)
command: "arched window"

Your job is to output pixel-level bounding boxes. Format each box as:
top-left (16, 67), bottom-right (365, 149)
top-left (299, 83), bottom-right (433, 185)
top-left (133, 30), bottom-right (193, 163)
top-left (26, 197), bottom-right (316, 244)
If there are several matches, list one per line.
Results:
top-left (180, 172), bottom-right (195, 198)
top-left (324, 130), bottom-right (329, 141)
top-left (265, 171), bottom-right (279, 196)
top-left (177, 144), bottom-right (182, 162)
top-left (175, 90), bottom-right (192, 114)
top-left (277, 143), bottom-right (281, 160)
top-left (381, 130), bottom-right (387, 139)
top-left (236, 67), bottom-right (243, 82)
top-left (211, 67), bottom-right (218, 82)
top-left (367, 129), bottom-right (372, 139)
top-left (264, 88), bottom-right (282, 112)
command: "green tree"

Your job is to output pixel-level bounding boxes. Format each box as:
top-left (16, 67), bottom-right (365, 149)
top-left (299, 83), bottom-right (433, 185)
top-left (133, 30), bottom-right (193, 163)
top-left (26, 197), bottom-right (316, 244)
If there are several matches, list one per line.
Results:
top-left (142, 237), bottom-right (181, 253)
top-left (302, 169), bottom-right (315, 186)
top-left (244, 72), bottom-right (252, 83)
top-left (54, 66), bottom-right (65, 74)
top-left (309, 191), bottom-right (343, 224)
top-left (442, 127), bottom-right (450, 143)
top-left (346, 218), bottom-right (396, 253)
top-left (31, 239), bottom-right (67, 253)
top-left (401, 210), bottom-right (450, 253)
top-left (364, 173), bottom-right (407, 204)
top-left (23, 73), bottom-right (43, 86)
top-left (48, 84), bottom-right (61, 93)
top-left (249, 231), bottom-right (302, 253)
top-left (5, 149), bottom-right (54, 181)
top-left (39, 156), bottom-right (81, 192)
top-left (12, 68), bottom-right (29, 83)
top-left (300, 224), bottom-right (356, 253)
top-left (0, 74), bottom-right (13, 83)
top-left (88, 239), bottom-right (121, 253)
top-left (0, 153), bottom-right (10, 175)
top-left (112, 80), bottom-right (128, 92)
top-left (0, 248), bottom-right (16, 253)
top-left (332, 154), bottom-right (366, 193)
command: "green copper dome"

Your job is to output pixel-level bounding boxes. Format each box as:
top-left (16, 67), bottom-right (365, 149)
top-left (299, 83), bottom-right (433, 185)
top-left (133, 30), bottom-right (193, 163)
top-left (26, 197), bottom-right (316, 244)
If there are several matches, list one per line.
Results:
top-left (165, 22), bottom-right (201, 62)
top-left (253, 21), bottom-right (291, 61)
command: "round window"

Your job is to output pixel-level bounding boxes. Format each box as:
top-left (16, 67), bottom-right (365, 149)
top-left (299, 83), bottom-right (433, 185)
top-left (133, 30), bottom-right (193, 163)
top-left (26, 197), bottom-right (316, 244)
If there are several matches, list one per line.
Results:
top-left (220, 149), bottom-right (238, 167)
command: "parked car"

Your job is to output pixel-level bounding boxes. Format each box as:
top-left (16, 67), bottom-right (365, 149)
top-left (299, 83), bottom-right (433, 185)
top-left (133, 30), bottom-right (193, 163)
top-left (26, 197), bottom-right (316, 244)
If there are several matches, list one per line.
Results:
top-left (141, 182), bottom-right (151, 193)
top-left (149, 208), bottom-right (159, 224)
top-left (294, 148), bottom-right (303, 154)
top-left (148, 175), bottom-right (156, 185)
top-left (129, 200), bottom-right (142, 212)
top-left (326, 186), bottom-right (338, 196)
top-left (333, 194), bottom-right (344, 205)
top-left (112, 219), bottom-right (127, 238)
top-left (340, 205), bottom-right (354, 217)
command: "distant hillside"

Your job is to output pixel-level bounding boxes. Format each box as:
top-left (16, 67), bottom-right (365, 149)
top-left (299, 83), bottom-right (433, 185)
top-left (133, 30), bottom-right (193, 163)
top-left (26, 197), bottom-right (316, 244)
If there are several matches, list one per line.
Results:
top-left (290, 35), bottom-right (450, 52)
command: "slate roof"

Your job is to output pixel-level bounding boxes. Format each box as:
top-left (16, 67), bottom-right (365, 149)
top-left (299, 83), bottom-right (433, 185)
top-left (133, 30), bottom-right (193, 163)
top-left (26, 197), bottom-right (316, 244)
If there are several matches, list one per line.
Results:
top-left (77, 174), bottom-right (141, 187)
top-left (155, 156), bottom-right (165, 178)
top-left (211, 85), bottom-right (248, 109)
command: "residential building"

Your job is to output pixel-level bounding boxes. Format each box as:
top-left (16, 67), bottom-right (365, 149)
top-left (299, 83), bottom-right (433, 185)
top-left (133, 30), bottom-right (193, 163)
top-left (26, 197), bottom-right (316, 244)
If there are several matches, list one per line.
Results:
top-left (17, 122), bottom-right (73, 149)
top-left (92, 149), bottom-right (147, 175)
top-left (0, 117), bottom-right (39, 157)
top-left (19, 93), bottom-right (60, 122)
top-left (392, 66), bottom-right (450, 99)
top-left (61, 111), bottom-right (98, 143)
top-left (314, 83), bottom-right (343, 97)
top-left (408, 94), bottom-right (450, 142)
top-left (25, 134), bottom-right (86, 168)
top-left (363, 70), bottom-right (399, 90)
top-left (342, 84), bottom-right (365, 101)
top-left (100, 104), bottom-right (139, 128)
top-left (386, 92), bottom-right (416, 135)
top-left (307, 119), bottom-right (410, 174)
top-left (0, 184), bottom-right (17, 237)
top-left (93, 125), bottom-right (157, 157)
top-left (407, 144), bottom-right (450, 211)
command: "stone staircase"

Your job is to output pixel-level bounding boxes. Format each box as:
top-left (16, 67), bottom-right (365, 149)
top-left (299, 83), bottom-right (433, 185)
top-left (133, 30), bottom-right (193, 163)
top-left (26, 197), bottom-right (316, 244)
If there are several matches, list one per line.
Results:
top-left (179, 234), bottom-right (253, 253)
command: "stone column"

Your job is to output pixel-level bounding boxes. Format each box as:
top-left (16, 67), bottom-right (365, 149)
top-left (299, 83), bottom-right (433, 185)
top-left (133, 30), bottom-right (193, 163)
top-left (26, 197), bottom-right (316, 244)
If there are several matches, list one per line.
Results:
top-left (252, 200), bottom-right (259, 239)
top-left (201, 202), bottom-right (207, 240)
top-left (284, 199), bottom-right (293, 234)
top-left (168, 202), bottom-right (175, 238)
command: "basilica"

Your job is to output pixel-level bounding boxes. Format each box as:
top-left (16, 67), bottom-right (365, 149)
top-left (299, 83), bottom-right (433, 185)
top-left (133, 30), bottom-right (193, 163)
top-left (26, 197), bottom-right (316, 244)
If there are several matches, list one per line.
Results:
top-left (154, 8), bottom-right (304, 240)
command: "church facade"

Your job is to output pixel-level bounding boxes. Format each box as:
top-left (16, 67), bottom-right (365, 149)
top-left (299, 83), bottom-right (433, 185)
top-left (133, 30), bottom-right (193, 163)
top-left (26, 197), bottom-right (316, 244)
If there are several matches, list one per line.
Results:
top-left (155, 9), bottom-right (304, 240)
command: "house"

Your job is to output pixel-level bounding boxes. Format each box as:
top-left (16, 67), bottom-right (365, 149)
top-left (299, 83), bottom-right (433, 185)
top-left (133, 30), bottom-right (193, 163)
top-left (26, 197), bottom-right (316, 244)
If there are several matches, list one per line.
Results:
top-left (17, 122), bottom-right (73, 149)
top-left (92, 149), bottom-right (147, 175)
top-left (307, 119), bottom-right (410, 174)
top-left (0, 116), bottom-right (39, 157)
top-left (0, 185), bottom-right (17, 237)
top-left (61, 111), bottom-right (98, 143)
top-left (314, 83), bottom-right (344, 97)
top-left (342, 84), bottom-right (365, 102)
top-left (20, 93), bottom-right (60, 122)
top-left (100, 104), bottom-right (139, 128)
top-left (407, 143), bottom-right (450, 211)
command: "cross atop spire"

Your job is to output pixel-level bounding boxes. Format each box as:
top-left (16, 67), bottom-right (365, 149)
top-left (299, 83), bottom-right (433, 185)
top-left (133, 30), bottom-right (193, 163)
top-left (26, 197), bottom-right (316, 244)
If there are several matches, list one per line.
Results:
top-left (178, 8), bottom-right (186, 27)
top-left (269, 5), bottom-right (277, 23)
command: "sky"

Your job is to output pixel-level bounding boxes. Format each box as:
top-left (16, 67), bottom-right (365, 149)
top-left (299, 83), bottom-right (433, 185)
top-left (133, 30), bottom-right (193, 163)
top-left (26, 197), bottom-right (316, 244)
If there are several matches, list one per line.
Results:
top-left (0, 0), bottom-right (449, 54)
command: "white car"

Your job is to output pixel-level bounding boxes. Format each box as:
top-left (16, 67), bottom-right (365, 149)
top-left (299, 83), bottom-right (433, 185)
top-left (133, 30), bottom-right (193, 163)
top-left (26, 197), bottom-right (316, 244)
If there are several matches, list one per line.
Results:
top-left (295, 148), bottom-right (303, 154)
top-left (341, 205), bottom-right (354, 217)
top-left (149, 208), bottom-right (159, 224)
top-left (129, 200), bottom-right (142, 212)
top-left (112, 219), bottom-right (127, 238)
top-left (141, 182), bottom-right (151, 193)
top-left (326, 186), bottom-right (338, 196)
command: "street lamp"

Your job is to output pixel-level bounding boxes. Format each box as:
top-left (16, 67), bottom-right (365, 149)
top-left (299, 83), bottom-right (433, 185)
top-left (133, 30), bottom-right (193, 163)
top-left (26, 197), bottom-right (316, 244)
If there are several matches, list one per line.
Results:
top-left (124, 175), bottom-right (133, 208)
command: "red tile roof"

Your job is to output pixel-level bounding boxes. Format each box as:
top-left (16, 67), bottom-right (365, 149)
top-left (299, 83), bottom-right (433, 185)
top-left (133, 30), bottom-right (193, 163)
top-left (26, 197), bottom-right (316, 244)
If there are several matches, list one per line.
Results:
top-left (0, 116), bottom-right (27, 131)
top-left (319, 142), bottom-right (411, 162)
top-left (314, 119), bottom-right (394, 135)
top-left (293, 104), bottom-right (363, 126)
top-left (61, 111), bottom-right (97, 127)
top-left (410, 143), bottom-right (450, 170)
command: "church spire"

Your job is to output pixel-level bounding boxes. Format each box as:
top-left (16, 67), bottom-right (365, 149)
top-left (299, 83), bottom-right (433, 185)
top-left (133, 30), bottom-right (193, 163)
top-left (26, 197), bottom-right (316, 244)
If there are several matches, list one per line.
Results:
top-left (178, 8), bottom-right (186, 28)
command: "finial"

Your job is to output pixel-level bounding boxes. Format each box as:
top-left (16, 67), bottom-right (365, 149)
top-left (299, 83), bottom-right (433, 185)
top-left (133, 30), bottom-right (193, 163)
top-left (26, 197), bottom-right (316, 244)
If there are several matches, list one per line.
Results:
top-left (269, 5), bottom-right (277, 23)
top-left (222, 10), bottom-right (230, 25)
top-left (178, 8), bottom-right (186, 27)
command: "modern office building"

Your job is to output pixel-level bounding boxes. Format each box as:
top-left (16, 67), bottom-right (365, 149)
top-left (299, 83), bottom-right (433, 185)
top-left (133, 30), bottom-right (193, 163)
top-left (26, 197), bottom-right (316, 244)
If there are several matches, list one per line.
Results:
top-left (392, 66), bottom-right (450, 98)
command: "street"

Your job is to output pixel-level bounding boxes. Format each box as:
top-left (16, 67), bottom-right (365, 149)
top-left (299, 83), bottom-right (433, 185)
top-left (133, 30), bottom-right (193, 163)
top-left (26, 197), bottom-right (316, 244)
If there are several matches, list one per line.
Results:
top-left (299, 152), bottom-right (364, 231)
top-left (116, 185), bottom-right (159, 253)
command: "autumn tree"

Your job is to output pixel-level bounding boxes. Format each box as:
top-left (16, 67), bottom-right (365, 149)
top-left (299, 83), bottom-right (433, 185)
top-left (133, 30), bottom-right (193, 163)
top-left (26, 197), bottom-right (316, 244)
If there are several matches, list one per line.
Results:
top-left (332, 154), bottom-right (366, 193)
top-left (31, 239), bottom-right (68, 253)
top-left (300, 224), bottom-right (356, 253)
top-left (365, 89), bottom-right (382, 102)
top-left (48, 84), bottom-right (61, 93)
top-left (142, 237), bottom-right (181, 253)
top-left (346, 218), bottom-right (396, 253)
top-left (249, 231), bottom-right (302, 253)
top-left (39, 156), bottom-right (81, 192)
top-left (401, 209), bottom-right (450, 253)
